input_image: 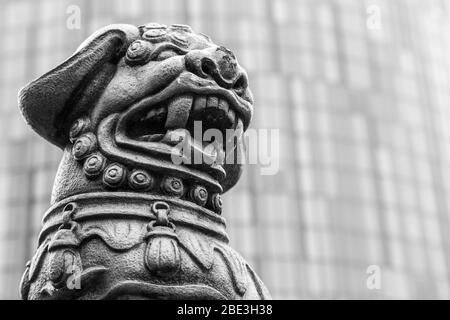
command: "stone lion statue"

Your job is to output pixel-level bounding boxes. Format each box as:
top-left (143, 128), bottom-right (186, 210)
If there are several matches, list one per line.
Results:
top-left (18, 23), bottom-right (270, 300)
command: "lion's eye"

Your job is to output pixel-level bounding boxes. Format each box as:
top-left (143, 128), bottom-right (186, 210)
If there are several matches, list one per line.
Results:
top-left (154, 49), bottom-right (179, 61)
top-left (126, 40), bottom-right (151, 65)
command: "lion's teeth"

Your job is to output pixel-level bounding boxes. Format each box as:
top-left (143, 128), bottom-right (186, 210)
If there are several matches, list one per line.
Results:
top-left (236, 117), bottom-right (244, 133)
top-left (203, 142), bottom-right (225, 164)
top-left (230, 117), bottom-right (243, 137)
top-left (207, 96), bottom-right (219, 108)
top-left (144, 106), bottom-right (166, 121)
top-left (218, 99), bottom-right (229, 113)
top-left (161, 128), bottom-right (189, 146)
top-left (193, 96), bottom-right (207, 112)
top-left (227, 109), bottom-right (236, 128)
top-left (203, 143), bottom-right (218, 162)
top-left (165, 95), bottom-right (193, 129)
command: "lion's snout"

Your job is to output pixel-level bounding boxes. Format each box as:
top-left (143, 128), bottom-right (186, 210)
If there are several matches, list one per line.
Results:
top-left (185, 46), bottom-right (248, 96)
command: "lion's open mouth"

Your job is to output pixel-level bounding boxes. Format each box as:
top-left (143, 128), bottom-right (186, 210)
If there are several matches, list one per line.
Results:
top-left (126, 94), bottom-right (238, 147)
top-left (96, 73), bottom-right (251, 193)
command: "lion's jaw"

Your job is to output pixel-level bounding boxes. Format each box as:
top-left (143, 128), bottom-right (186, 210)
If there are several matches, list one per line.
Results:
top-left (90, 44), bottom-right (253, 194)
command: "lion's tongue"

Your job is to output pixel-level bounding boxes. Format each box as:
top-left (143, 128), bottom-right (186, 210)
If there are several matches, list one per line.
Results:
top-left (164, 95), bottom-right (193, 129)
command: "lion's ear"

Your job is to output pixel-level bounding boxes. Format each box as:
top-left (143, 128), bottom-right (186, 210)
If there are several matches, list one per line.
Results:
top-left (18, 24), bottom-right (140, 148)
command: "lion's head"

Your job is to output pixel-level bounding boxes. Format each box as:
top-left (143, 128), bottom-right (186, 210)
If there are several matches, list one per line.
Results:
top-left (19, 23), bottom-right (253, 210)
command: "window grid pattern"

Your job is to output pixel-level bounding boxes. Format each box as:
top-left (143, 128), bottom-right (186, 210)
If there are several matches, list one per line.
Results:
top-left (0, 0), bottom-right (450, 299)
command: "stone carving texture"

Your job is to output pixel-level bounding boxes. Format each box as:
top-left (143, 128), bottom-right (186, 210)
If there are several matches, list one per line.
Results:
top-left (18, 23), bottom-right (270, 299)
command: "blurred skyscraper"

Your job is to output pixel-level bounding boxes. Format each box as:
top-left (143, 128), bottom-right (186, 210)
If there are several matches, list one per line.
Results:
top-left (1, 0), bottom-right (450, 299)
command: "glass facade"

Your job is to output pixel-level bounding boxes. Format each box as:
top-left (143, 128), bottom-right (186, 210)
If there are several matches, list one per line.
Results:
top-left (1, 0), bottom-right (450, 299)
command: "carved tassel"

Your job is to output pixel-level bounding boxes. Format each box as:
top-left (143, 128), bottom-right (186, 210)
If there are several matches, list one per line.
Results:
top-left (145, 226), bottom-right (181, 276)
top-left (144, 202), bottom-right (181, 276)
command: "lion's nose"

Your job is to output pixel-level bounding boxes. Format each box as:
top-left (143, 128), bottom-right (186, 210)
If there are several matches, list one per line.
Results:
top-left (185, 46), bottom-right (248, 93)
